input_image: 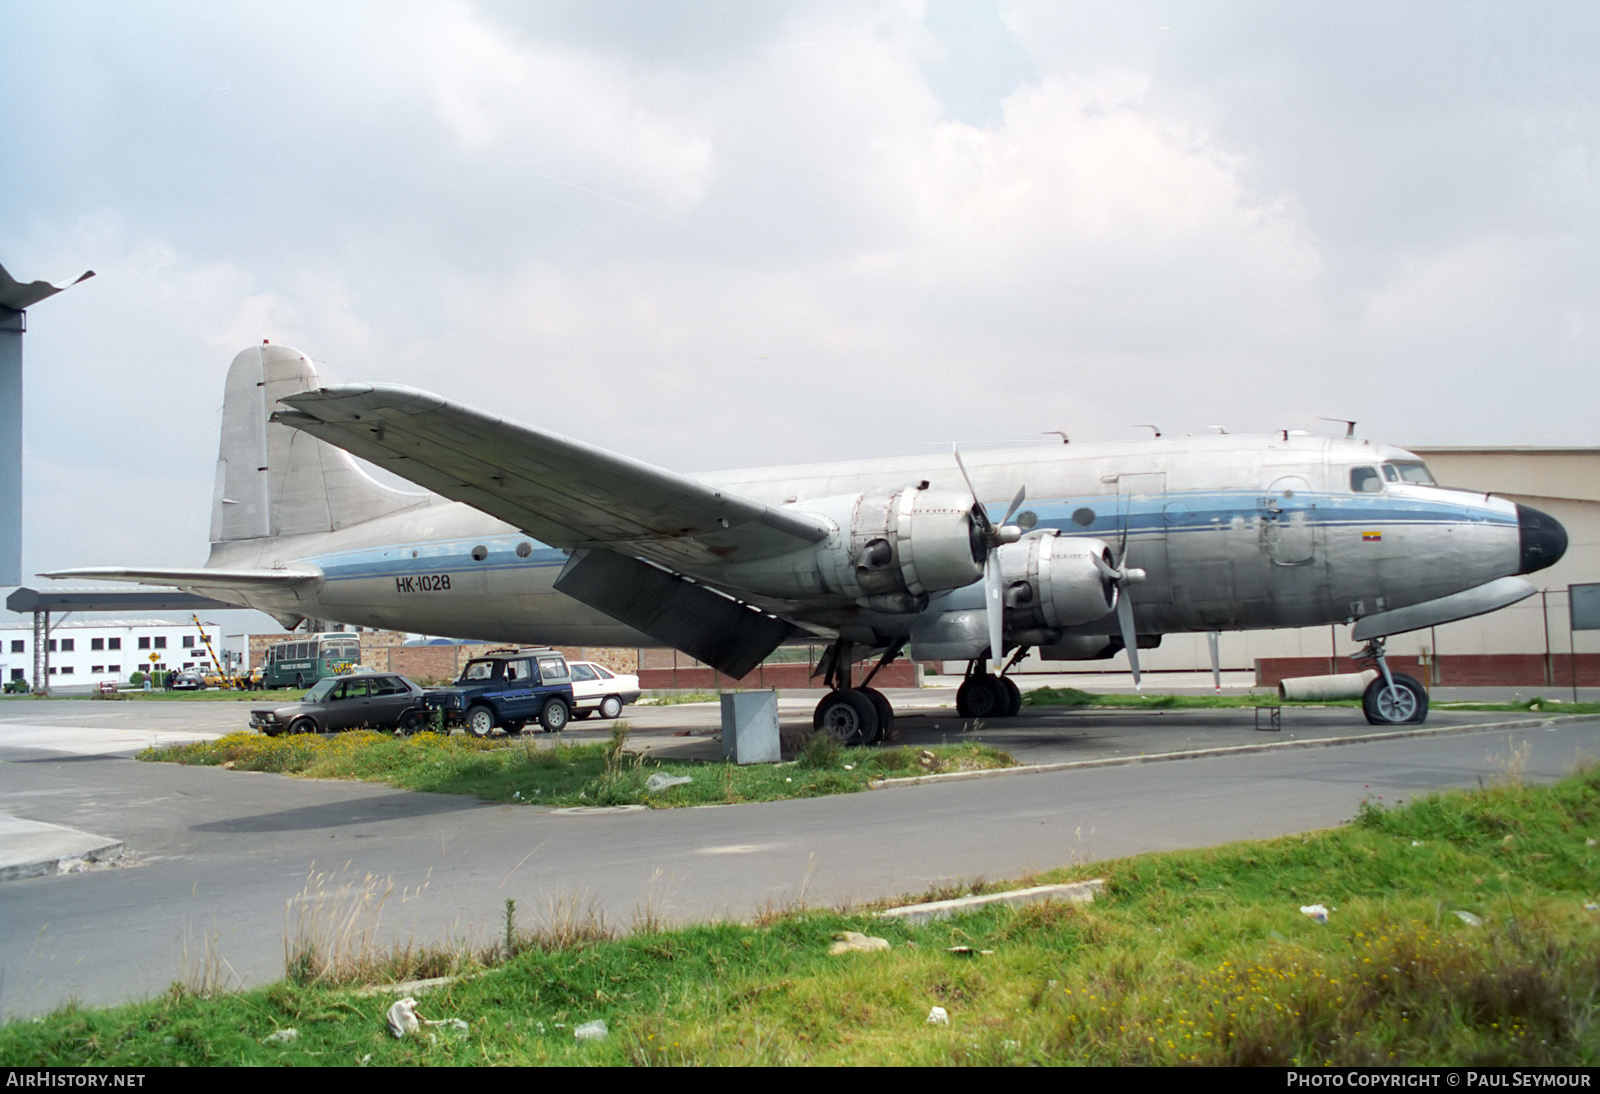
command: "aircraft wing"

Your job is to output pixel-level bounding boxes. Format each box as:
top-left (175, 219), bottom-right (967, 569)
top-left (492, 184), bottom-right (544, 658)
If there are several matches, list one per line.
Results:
top-left (272, 384), bottom-right (831, 570)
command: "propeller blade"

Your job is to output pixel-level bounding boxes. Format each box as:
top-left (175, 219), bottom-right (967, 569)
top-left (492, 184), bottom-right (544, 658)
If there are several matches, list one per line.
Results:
top-left (999, 485), bottom-right (1027, 528)
top-left (1207, 630), bottom-right (1221, 693)
top-left (984, 555), bottom-right (1005, 671)
top-left (947, 441), bottom-right (985, 531)
top-left (1116, 592), bottom-right (1142, 689)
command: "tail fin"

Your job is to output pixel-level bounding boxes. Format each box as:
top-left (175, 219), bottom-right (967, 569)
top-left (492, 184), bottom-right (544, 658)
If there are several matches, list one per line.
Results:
top-left (210, 344), bottom-right (426, 544)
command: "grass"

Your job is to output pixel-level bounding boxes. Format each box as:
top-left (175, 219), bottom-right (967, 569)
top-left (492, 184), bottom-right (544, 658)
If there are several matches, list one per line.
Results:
top-left (1021, 685), bottom-right (1600, 715)
top-left (136, 726), bottom-right (1016, 808)
top-left (1022, 686), bottom-right (1348, 709)
top-left (636, 691), bottom-right (722, 706)
top-left (5, 763), bottom-right (1598, 1065)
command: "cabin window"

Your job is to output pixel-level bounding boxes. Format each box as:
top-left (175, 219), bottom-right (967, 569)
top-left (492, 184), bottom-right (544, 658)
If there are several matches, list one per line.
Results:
top-left (1350, 467), bottom-right (1383, 493)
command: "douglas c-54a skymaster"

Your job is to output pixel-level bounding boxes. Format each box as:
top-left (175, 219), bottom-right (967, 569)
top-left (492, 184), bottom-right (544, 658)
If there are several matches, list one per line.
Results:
top-left (50, 344), bottom-right (1567, 741)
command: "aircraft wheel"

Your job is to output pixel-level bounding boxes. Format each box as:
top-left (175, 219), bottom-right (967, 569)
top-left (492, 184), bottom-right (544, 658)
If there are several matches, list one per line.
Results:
top-left (955, 676), bottom-right (1007, 720)
top-left (813, 689), bottom-right (877, 746)
top-left (1000, 676), bottom-right (1023, 718)
top-left (599, 695), bottom-right (624, 720)
top-left (1362, 673), bottom-right (1428, 726)
top-left (539, 698), bottom-right (570, 733)
top-left (465, 705), bottom-right (496, 738)
top-left (855, 687), bottom-right (893, 744)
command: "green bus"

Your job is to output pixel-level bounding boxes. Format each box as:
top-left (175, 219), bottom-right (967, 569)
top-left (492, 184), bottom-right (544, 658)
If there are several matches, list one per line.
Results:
top-left (261, 632), bottom-right (363, 690)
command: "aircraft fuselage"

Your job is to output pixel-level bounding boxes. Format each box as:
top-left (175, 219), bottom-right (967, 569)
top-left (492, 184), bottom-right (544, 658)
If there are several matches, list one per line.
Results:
top-left (204, 431), bottom-right (1540, 655)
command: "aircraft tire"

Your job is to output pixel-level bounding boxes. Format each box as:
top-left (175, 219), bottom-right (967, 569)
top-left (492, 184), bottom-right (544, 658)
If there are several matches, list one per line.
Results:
top-left (813, 689), bottom-right (877, 746)
top-left (599, 695), bottom-right (624, 720)
top-left (539, 698), bottom-right (570, 733)
top-left (1362, 673), bottom-right (1429, 726)
top-left (855, 687), bottom-right (893, 744)
top-left (956, 676), bottom-right (1007, 720)
top-left (1000, 676), bottom-right (1023, 718)
top-left (465, 705), bottom-right (496, 738)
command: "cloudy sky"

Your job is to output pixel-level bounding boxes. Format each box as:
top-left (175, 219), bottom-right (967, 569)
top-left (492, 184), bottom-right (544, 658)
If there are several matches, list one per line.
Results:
top-left (3, 0), bottom-right (1597, 600)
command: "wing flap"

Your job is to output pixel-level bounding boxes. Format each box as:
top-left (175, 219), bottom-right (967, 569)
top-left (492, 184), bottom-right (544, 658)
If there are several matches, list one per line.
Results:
top-left (273, 385), bottom-right (830, 567)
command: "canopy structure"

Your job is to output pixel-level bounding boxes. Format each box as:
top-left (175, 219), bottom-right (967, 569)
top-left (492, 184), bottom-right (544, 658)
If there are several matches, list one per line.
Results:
top-left (1, 261), bottom-right (95, 586)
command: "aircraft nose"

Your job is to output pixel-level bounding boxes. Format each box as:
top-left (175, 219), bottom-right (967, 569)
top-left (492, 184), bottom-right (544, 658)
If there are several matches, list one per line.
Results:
top-left (1516, 504), bottom-right (1567, 574)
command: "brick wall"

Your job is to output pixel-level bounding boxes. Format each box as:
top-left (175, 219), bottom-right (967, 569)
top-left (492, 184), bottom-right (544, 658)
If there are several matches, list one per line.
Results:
top-left (1258, 654), bottom-right (1600, 688)
top-left (637, 659), bottom-right (919, 691)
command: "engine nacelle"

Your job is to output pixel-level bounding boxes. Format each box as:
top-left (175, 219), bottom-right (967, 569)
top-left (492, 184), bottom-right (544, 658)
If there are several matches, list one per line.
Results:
top-left (906, 533), bottom-right (1121, 661)
top-left (715, 483), bottom-right (986, 611)
top-left (997, 532), bottom-right (1118, 646)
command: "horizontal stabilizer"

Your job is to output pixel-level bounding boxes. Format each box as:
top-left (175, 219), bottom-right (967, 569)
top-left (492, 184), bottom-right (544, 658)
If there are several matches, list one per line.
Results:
top-left (39, 566), bottom-right (321, 608)
top-left (1352, 576), bottom-right (1537, 641)
top-left (554, 549), bottom-right (794, 679)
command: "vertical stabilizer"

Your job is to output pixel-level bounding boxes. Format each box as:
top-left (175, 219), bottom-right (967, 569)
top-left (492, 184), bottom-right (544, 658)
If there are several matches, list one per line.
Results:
top-left (210, 344), bottom-right (426, 544)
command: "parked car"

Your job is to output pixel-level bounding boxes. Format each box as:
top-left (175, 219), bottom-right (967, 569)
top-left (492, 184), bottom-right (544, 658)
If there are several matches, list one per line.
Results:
top-left (249, 672), bottom-right (428, 736)
top-left (169, 671), bottom-right (206, 691)
top-left (567, 661), bottom-right (641, 720)
top-left (423, 648), bottom-right (574, 736)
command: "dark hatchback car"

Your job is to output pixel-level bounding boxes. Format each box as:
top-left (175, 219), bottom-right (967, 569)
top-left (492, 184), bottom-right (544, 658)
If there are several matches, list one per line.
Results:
top-left (249, 672), bottom-right (428, 736)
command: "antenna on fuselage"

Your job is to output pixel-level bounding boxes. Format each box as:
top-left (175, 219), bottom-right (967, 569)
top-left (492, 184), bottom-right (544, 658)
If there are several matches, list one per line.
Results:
top-left (1044, 431), bottom-right (1070, 444)
top-left (1135, 424), bottom-right (1162, 438)
top-left (1208, 425), bottom-right (1228, 435)
top-left (1317, 417), bottom-right (1358, 438)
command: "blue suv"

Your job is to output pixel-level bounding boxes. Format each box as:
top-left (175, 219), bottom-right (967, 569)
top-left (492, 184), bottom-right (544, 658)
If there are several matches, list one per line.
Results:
top-left (423, 648), bottom-right (575, 736)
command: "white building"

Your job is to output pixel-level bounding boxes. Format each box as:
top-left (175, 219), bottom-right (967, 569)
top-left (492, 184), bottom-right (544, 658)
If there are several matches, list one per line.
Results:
top-left (0, 619), bottom-right (227, 689)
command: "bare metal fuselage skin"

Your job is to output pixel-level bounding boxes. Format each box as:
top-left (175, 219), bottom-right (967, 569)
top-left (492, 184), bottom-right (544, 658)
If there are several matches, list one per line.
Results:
top-left (204, 432), bottom-right (1530, 654)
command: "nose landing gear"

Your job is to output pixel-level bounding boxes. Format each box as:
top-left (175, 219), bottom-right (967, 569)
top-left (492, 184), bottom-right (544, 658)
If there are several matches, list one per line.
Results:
top-left (1354, 637), bottom-right (1429, 725)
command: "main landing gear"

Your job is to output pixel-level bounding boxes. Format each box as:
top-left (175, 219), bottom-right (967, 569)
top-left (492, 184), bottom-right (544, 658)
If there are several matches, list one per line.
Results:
top-left (1355, 637), bottom-right (1429, 726)
top-left (811, 640), bottom-right (899, 746)
top-left (955, 654), bottom-right (1024, 719)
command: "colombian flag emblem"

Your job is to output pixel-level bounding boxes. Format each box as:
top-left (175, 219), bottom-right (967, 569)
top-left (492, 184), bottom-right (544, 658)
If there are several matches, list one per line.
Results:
top-left (1362, 530), bottom-right (1383, 542)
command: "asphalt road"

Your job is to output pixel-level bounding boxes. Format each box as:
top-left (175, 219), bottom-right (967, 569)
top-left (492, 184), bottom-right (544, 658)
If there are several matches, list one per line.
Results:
top-left (1, 687), bottom-right (1595, 1020)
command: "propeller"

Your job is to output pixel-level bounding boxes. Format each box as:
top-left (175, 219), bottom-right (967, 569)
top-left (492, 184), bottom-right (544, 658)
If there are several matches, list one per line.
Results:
top-left (952, 446), bottom-right (1026, 672)
top-left (1092, 546), bottom-right (1148, 688)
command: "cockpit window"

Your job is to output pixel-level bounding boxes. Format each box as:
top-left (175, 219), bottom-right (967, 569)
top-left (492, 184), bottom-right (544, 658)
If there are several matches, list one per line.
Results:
top-left (1351, 466), bottom-right (1382, 493)
top-left (1386, 460), bottom-right (1435, 485)
top-left (1381, 464), bottom-right (1399, 482)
